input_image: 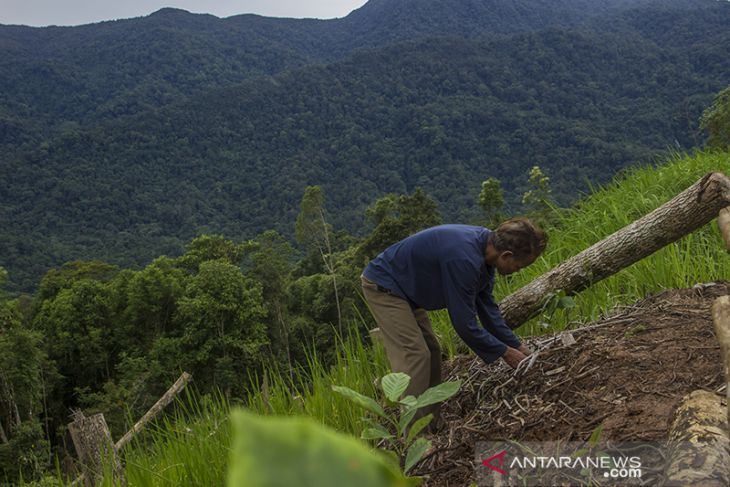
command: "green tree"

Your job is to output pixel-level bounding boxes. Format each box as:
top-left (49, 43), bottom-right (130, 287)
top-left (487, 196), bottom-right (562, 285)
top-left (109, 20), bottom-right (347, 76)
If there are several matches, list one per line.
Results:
top-left (175, 260), bottom-right (268, 396)
top-left (36, 261), bottom-right (118, 302)
top-left (701, 85), bottom-right (730, 149)
top-left (358, 188), bottom-right (441, 262)
top-left (121, 256), bottom-right (187, 350)
top-left (478, 177), bottom-right (505, 228)
top-left (522, 165), bottom-right (553, 219)
top-left (0, 300), bottom-right (52, 482)
top-left (295, 186), bottom-right (342, 335)
top-left (247, 230), bottom-right (295, 378)
top-left (176, 234), bottom-right (246, 271)
top-left (0, 267), bottom-right (8, 299)
top-left (33, 279), bottom-right (114, 391)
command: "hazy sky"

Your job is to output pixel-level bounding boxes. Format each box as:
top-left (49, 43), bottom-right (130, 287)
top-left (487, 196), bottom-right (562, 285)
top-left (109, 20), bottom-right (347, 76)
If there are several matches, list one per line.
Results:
top-left (0, 1), bottom-right (370, 26)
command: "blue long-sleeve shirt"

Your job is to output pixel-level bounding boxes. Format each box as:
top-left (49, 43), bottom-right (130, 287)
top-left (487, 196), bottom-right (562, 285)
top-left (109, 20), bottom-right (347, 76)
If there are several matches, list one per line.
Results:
top-left (363, 224), bottom-right (521, 363)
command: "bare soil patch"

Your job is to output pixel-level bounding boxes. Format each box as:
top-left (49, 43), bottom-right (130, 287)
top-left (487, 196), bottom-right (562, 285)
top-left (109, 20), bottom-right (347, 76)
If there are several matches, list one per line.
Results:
top-left (415, 282), bottom-right (729, 486)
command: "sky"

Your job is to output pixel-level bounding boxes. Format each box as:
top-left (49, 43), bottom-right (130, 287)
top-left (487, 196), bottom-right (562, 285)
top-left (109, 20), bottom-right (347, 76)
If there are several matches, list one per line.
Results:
top-left (0, 0), bottom-right (370, 26)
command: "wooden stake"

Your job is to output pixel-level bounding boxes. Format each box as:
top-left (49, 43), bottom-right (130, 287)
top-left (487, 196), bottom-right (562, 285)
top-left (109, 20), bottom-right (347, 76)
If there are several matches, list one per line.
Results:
top-left (500, 172), bottom-right (730, 329)
top-left (114, 371), bottom-right (192, 452)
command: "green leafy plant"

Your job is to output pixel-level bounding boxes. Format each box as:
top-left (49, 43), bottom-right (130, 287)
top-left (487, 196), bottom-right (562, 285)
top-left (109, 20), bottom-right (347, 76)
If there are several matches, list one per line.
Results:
top-left (332, 372), bottom-right (461, 474)
top-left (538, 289), bottom-right (576, 329)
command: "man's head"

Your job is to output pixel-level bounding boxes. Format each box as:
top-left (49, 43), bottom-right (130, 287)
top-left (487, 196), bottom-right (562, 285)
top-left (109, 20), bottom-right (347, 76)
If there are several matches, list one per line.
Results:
top-left (486, 218), bottom-right (547, 275)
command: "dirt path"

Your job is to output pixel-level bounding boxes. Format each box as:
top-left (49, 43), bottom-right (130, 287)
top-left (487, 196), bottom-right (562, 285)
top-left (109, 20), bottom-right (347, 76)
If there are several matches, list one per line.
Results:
top-left (414, 282), bottom-right (729, 486)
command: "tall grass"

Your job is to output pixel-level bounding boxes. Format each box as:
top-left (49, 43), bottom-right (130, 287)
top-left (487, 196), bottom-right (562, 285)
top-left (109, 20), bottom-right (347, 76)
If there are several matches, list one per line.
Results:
top-left (247, 324), bottom-right (390, 435)
top-left (497, 150), bottom-right (730, 336)
top-left (77, 149), bottom-right (729, 486)
top-left (105, 391), bottom-right (230, 487)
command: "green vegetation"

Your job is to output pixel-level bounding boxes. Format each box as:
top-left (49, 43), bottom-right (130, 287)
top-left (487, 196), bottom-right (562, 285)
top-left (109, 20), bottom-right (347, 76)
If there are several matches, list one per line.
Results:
top-left (227, 409), bottom-right (418, 487)
top-left (2, 1), bottom-right (730, 292)
top-left (333, 372), bottom-right (461, 474)
top-left (2, 1), bottom-right (730, 482)
top-left (4, 146), bottom-right (729, 485)
top-left (701, 85), bottom-right (730, 149)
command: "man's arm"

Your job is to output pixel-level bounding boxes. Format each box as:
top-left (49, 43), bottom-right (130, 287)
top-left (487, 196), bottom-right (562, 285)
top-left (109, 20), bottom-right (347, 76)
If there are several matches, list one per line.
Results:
top-left (441, 260), bottom-right (518, 364)
top-left (476, 287), bottom-right (522, 349)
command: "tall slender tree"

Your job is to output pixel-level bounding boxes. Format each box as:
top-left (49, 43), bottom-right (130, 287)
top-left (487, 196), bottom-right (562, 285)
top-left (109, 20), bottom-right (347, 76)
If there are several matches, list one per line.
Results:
top-left (479, 177), bottom-right (505, 228)
top-left (295, 186), bottom-right (342, 336)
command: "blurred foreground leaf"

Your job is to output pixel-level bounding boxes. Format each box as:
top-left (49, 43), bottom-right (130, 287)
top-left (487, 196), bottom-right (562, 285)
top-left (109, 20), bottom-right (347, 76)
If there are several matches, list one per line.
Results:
top-left (227, 409), bottom-right (422, 487)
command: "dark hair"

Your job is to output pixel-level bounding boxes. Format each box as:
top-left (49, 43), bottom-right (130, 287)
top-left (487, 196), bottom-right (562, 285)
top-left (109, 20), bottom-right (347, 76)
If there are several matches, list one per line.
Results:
top-left (490, 217), bottom-right (547, 260)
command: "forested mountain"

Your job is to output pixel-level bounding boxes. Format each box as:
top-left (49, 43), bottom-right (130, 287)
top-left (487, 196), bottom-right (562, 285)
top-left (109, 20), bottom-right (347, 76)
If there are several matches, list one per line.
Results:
top-left (1, 0), bottom-right (729, 292)
top-left (0, 0), bottom-right (710, 140)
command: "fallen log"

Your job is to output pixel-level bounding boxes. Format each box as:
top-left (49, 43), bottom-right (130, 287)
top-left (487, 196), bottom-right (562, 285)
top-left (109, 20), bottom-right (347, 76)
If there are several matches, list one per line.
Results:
top-left (501, 172), bottom-right (730, 329)
top-left (664, 390), bottom-right (730, 487)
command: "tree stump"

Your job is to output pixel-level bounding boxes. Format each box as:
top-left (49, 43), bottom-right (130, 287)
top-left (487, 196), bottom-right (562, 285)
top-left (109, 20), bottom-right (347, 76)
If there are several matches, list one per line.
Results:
top-left (68, 411), bottom-right (125, 486)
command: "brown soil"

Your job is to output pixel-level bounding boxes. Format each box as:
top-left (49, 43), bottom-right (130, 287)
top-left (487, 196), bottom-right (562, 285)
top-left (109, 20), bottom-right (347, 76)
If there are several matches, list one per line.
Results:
top-left (413, 282), bottom-right (729, 486)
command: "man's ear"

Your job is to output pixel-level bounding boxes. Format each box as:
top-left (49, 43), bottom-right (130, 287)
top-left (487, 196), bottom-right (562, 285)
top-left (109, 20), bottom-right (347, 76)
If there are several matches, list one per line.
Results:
top-left (500, 250), bottom-right (514, 260)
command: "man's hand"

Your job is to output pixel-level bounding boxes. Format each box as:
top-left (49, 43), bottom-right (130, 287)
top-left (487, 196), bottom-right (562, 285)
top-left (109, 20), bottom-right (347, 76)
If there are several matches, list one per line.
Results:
top-left (517, 343), bottom-right (532, 356)
top-left (502, 346), bottom-right (528, 369)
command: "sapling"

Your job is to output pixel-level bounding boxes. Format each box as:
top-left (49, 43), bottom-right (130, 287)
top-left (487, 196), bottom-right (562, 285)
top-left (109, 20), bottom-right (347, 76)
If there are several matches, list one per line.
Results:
top-left (332, 372), bottom-right (461, 474)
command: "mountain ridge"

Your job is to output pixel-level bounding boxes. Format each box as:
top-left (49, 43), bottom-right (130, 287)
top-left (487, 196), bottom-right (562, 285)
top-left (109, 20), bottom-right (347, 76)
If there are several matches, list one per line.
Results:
top-left (1, 0), bottom-right (729, 292)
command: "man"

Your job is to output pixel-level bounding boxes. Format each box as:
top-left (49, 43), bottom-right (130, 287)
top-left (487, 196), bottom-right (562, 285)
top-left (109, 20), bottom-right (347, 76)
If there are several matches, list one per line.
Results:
top-left (361, 218), bottom-right (547, 426)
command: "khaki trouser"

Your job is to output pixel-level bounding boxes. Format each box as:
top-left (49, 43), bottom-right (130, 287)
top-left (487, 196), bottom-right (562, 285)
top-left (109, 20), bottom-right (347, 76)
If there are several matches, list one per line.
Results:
top-left (361, 276), bottom-right (442, 424)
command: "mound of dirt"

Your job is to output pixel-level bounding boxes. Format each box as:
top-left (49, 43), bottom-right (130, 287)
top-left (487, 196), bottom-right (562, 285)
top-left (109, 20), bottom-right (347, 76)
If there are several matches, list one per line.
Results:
top-left (415, 282), bottom-right (729, 486)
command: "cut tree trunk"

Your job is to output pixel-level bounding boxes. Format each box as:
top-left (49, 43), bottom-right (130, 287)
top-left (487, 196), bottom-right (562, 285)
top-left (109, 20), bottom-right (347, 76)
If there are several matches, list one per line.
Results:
top-left (501, 172), bottom-right (730, 329)
top-left (68, 412), bottom-right (124, 486)
top-left (664, 390), bottom-right (730, 487)
top-left (69, 372), bottom-right (191, 486)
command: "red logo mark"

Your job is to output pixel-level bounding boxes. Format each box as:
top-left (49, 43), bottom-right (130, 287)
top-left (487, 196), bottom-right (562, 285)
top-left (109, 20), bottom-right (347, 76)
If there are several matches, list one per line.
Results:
top-left (482, 450), bottom-right (507, 475)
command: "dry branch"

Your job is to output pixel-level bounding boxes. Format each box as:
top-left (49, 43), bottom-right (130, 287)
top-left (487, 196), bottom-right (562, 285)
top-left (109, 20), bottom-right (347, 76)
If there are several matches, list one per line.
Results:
top-left (501, 172), bottom-right (730, 329)
top-left (114, 371), bottom-right (192, 452)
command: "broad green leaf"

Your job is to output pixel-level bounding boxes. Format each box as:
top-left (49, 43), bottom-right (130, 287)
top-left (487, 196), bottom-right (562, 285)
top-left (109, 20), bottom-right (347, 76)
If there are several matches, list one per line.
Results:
top-left (381, 373), bottom-right (410, 402)
top-left (398, 407), bottom-right (418, 435)
top-left (406, 414), bottom-right (433, 445)
top-left (361, 416), bottom-right (383, 430)
top-left (415, 380), bottom-right (461, 408)
top-left (399, 395), bottom-right (418, 407)
top-left (332, 385), bottom-right (387, 419)
top-left (404, 437), bottom-right (431, 473)
top-left (362, 426), bottom-right (394, 441)
top-left (228, 409), bottom-right (413, 486)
